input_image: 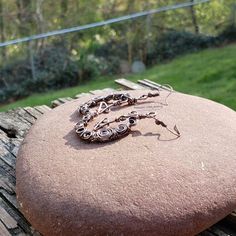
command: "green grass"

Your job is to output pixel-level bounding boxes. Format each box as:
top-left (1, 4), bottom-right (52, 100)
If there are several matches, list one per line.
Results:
top-left (0, 77), bottom-right (118, 112)
top-left (1, 44), bottom-right (236, 112)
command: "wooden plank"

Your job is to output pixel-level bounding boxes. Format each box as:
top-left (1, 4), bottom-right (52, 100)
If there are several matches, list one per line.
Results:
top-left (115, 78), bottom-right (146, 90)
top-left (198, 223), bottom-right (236, 236)
top-left (51, 97), bottom-right (73, 108)
top-left (14, 108), bottom-right (36, 125)
top-left (51, 99), bottom-right (64, 108)
top-left (0, 144), bottom-right (16, 169)
top-left (0, 158), bottom-right (16, 182)
top-left (90, 88), bottom-right (116, 95)
top-left (225, 211), bottom-right (236, 225)
top-left (0, 110), bottom-right (40, 235)
top-left (0, 127), bottom-right (22, 149)
top-left (0, 131), bottom-right (21, 158)
top-left (198, 230), bottom-right (216, 236)
top-left (206, 224), bottom-right (235, 236)
top-left (0, 130), bottom-right (10, 145)
top-left (0, 178), bottom-right (15, 195)
top-left (143, 79), bottom-right (173, 91)
top-left (0, 190), bottom-right (18, 210)
top-left (0, 197), bottom-right (35, 235)
top-left (0, 110), bottom-right (32, 138)
top-left (57, 97), bottom-right (73, 103)
top-left (9, 110), bottom-right (32, 127)
top-left (0, 204), bottom-right (18, 229)
top-left (138, 79), bottom-right (161, 90)
top-left (34, 105), bottom-right (51, 114)
top-left (24, 107), bottom-right (42, 119)
top-left (0, 221), bottom-right (11, 236)
top-left (75, 92), bottom-right (91, 99)
top-left (2, 137), bottom-right (23, 158)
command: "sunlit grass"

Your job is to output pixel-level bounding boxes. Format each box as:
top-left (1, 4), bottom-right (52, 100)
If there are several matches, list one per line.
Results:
top-left (1, 44), bottom-right (236, 112)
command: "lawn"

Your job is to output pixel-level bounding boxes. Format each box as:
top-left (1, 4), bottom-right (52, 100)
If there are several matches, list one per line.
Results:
top-left (1, 44), bottom-right (236, 112)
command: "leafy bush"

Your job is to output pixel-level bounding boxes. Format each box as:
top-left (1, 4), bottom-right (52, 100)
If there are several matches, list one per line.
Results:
top-left (94, 40), bottom-right (128, 59)
top-left (0, 40), bottom-right (120, 104)
top-left (94, 40), bottom-right (127, 74)
top-left (147, 31), bottom-right (217, 65)
top-left (218, 24), bottom-right (236, 43)
top-left (0, 43), bottom-right (98, 103)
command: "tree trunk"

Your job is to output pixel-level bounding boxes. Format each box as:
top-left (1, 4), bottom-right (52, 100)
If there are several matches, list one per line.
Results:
top-left (59, 0), bottom-right (68, 47)
top-left (0, 0), bottom-right (6, 61)
top-left (28, 42), bottom-right (37, 82)
top-left (126, 0), bottom-right (135, 65)
top-left (16, 0), bottom-right (32, 36)
top-left (128, 42), bottom-right (132, 65)
top-left (144, 1), bottom-right (152, 64)
top-left (190, 0), bottom-right (199, 34)
top-left (60, 0), bottom-right (68, 20)
top-left (35, 0), bottom-right (45, 52)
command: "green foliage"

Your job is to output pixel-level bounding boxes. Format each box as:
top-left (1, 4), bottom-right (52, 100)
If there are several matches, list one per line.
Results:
top-left (219, 24), bottom-right (236, 43)
top-left (94, 40), bottom-right (127, 74)
top-left (1, 27), bottom-right (235, 105)
top-left (0, 43), bottom-right (79, 103)
top-left (1, 0), bottom-right (236, 106)
top-left (1, 44), bottom-right (236, 112)
top-left (147, 31), bottom-right (218, 64)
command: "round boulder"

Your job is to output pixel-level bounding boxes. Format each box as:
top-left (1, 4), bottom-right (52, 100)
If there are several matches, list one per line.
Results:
top-left (16, 90), bottom-right (236, 236)
top-left (120, 60), bottom-right (131, 74)
top-left (131, 60), bottom-right (146, 73)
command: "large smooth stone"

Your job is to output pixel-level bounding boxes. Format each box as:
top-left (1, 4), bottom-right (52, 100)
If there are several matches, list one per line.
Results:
top-left (16, 90), bottom-right (236, 236)
top-left (131, 60), bottom-right (146, 73)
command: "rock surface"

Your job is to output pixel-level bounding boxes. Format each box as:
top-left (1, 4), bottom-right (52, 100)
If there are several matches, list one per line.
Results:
top-left (119, 60), bottom-right (131, 74)
top-left (131, 60), bottom-right (146, 73)
top-left (16, 90), bottom-right (236, 236)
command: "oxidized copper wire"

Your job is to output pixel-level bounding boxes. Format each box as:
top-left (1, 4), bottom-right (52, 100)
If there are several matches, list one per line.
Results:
top-left (75, 92), bottom-right (180, 143)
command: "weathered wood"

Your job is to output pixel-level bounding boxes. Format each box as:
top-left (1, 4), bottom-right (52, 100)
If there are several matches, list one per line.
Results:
top-left (50, 99), bottom-right (64, 108)
top-left (0, 129), bottom-right (10, 145)
top-left (1, 191), bottom-right (19, 210)
top-left (0, 110), bottom-right (40, 235)
top-left (224, 211), bottom-right (236, 228)
top-left (0, 144), bottom-right (16, 169)
top-left (137, 79), bottom-right (161, 90)
top-left (0, 177), bottom-right (15, 195)
top-left (0, 197), bottom-right (36, 235)
top-left (5, 138), bottom-right (23, 158)
top-left (142, 79), bottom-right (173, 91)
top-left (51, 97), bottom-right (73, 108)
top-left (57, 97), bottom-right (73, 103)
top-left (24, 107), bottom-right (43, 119)
top-left (198, 230), bottom-right (216, 236)
top-left (34, 105), bottom-right (51, 114)
top-left (0, 221), bottom-right (11, 236)
top-left (206, 224), bottom-right (236, 236)
top-left (0, 157), bottom-right (16, 182)
top-left (115, 78), bottom-right (146, 90)
top-left (0, 204), bottom-right (18, 229)
top-left (0, 110), bottom-right (31, 138)
top-left (90, 88), bottom-right (116, 95)
top-left (75, 92), bottom-right (91, 99)
top-left (0, 109), bottom-right (32, 158)
top-left (14, 108), bottom-right (36, 125)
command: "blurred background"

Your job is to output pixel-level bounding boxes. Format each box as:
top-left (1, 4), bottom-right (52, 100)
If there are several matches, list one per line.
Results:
top-left (0, 0), bottom-right (235, 111)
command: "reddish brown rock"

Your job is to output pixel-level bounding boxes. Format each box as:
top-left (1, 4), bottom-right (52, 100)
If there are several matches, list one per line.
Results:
top-left (16, 90), bottom-right (236, 236)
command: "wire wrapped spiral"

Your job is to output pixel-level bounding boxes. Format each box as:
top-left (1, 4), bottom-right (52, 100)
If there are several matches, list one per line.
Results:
top-left (75, 92), bottom-right (180, 143)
